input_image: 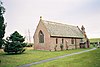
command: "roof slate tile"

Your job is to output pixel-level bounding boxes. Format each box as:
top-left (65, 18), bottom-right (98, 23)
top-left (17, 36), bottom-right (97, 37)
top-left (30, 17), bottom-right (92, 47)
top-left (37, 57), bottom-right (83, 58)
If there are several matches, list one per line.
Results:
top-left (43, 20), bottom-right (84, 38)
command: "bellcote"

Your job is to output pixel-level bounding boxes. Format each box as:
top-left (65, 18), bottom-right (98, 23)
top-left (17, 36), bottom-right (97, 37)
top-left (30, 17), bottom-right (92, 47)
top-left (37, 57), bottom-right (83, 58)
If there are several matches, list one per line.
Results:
top-left (81, 25), bottom-right (85, 33)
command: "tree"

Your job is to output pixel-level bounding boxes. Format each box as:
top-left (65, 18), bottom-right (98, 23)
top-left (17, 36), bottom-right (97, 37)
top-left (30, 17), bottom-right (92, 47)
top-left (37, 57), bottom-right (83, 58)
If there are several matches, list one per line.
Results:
top-left (0, 1), bottom-right (6, 48)
top-left (4, 31), bottom-right (27, 54)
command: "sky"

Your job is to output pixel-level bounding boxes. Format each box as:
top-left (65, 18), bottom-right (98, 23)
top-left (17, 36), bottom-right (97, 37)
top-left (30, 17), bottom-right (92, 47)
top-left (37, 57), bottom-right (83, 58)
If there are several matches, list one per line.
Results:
top-left (1, 0), bottom-right (100, 42)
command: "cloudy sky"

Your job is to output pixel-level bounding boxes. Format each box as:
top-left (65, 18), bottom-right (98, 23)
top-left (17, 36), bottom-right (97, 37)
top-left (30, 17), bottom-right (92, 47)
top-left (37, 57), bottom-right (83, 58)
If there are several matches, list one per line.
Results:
top-left (2, 0), bottom-right (100, 42)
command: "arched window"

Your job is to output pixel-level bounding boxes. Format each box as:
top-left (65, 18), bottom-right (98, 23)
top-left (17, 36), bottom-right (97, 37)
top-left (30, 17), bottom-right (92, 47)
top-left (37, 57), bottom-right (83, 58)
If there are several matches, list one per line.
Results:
top-left (39, 31), bottom-right (44, 43)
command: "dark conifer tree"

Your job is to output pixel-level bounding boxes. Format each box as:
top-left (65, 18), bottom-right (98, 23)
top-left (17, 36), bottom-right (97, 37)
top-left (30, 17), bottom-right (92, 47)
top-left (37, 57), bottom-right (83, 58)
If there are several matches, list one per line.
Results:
top-left (4, 31), bottom-right (27, 54)
top-left (0, 1), bottom-right (6, 48)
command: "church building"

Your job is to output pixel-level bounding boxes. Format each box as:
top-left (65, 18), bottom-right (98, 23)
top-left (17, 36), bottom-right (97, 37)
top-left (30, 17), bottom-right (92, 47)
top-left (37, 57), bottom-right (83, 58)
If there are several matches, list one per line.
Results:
top-left (33, 16), bottom-right (89, 51)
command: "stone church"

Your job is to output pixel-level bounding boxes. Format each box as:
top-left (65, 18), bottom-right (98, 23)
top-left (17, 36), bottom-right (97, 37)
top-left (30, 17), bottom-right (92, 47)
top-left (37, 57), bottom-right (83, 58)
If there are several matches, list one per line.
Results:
top-left (34, 16), bottom-right (89, 51)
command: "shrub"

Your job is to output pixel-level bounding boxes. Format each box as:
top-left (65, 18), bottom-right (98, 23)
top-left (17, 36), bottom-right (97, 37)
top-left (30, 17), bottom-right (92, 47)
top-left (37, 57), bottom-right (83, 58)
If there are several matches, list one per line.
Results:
top-left (54, 45), bottom-right (57, 51)
top-left (4, 31), bottom-right (27, 54)
top-left (26, 43), bottom-right (33, 47)
top-left (60, 44), bottom-right (63, 51)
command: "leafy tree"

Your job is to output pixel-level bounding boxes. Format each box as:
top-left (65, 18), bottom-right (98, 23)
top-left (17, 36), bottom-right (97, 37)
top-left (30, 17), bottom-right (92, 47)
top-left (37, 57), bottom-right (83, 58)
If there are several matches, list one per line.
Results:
top-left (4, 31), bottom-right (27, 54)
top-left (0, 1), bottom-right (6, 48)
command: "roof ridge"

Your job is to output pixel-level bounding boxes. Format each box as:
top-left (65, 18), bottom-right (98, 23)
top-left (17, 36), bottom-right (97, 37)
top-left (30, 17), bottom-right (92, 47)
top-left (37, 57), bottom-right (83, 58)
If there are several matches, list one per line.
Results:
top-left (43, 20), bottom-right (77, 27)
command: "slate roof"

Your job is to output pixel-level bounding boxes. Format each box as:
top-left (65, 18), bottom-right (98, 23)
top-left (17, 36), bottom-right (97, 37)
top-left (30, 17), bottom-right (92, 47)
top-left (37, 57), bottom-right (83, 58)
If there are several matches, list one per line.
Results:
top-left (43, 20), bottom-right (84, 38)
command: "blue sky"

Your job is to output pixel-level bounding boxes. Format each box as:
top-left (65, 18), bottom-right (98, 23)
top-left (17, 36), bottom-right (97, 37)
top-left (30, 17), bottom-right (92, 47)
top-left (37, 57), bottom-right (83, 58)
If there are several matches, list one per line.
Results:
top-left (2, 0), bottom-right (100, 42)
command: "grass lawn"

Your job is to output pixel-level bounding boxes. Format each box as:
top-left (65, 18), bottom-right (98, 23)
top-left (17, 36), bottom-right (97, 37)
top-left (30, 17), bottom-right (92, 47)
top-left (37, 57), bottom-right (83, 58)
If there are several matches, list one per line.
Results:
top-left (0, 48), bottom-right (90, 67)
top-left (32, 48), bottom-right (100, 67)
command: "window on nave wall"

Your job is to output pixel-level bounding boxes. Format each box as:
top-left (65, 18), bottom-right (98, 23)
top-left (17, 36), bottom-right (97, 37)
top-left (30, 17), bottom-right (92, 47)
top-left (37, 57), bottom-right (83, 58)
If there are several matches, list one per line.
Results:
top-left (62, 38), bottom-right (64, 44)
top-left (56, 38), bottom-right (58, 44)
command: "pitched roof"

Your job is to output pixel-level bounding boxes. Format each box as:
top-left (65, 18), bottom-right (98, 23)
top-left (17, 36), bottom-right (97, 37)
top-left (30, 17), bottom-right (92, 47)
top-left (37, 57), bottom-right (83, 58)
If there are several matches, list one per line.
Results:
top-left (42, 20), bottom-right (84, 38)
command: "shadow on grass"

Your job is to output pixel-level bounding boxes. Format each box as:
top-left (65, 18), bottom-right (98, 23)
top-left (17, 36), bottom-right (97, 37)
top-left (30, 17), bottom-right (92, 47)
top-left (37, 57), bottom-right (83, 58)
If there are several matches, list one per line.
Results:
top-left (1, 52), bottom-right (27, 55)
top-left (1, 48), bottom-right (93, 56)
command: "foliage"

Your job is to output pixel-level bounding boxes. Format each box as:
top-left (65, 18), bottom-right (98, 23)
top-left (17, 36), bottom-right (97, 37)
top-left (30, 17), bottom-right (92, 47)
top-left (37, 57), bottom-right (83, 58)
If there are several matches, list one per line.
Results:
top-left (26, 43), bottom-right (33, 47)
top-left (60, 44), bottom-right (63, 51)
top-left (54, 45), bottom-right (57, 51)
top-left (4, 31), bottom-right (27, 54)
top-left (0, 1), bottom-right (6, 48)
top-left (0, 48), bottom-right (89, 67)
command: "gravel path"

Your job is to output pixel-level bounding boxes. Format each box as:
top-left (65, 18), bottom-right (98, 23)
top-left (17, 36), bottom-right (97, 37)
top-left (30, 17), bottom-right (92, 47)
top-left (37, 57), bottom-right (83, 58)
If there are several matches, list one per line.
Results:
top-left (17, 48), bottom-right (96, 67)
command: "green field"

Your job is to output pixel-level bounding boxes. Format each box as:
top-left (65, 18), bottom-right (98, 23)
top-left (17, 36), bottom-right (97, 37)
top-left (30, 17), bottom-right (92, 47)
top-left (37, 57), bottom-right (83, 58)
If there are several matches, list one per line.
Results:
top-left (32, 48), bottom-right (100, 67)
top-left (89, 38), bottom-right (100, 42)
top-left (0, 48), bottom-right (91, 67)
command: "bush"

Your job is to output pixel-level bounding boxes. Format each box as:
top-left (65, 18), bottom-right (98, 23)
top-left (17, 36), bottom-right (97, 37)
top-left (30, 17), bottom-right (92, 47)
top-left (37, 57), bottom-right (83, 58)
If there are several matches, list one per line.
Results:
top-left (26, 43), bottom-right (33, 47)
top-left (54, 45), bottom-right (57, 51)
top-left (4, 31), bottom-right (27, 54)
top-left (60, 44), bottom-right (63, 51)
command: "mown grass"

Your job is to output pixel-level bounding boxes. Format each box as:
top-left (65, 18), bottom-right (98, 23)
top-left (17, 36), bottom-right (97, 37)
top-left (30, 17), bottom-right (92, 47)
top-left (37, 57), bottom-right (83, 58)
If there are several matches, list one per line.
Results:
top-left (0, 48), bottom-right (90, 67)
top-left (32, 48), bottom-right (100, 67)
